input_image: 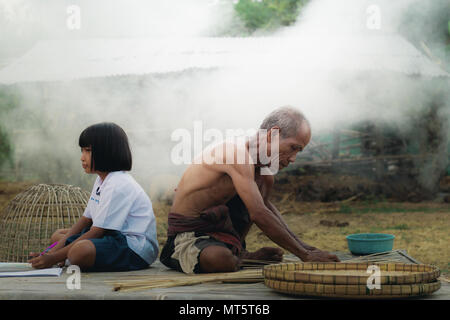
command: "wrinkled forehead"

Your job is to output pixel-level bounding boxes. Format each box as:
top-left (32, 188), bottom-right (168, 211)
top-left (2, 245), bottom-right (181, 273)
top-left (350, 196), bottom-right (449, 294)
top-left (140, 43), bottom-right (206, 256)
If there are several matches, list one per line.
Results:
top-left (299, 120), bottom-right (311, 142)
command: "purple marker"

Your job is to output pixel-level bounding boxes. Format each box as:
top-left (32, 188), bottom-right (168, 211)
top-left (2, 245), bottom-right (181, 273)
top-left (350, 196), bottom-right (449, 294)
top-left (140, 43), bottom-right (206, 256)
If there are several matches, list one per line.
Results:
top-left (40, 241), bottom-right (58, 255)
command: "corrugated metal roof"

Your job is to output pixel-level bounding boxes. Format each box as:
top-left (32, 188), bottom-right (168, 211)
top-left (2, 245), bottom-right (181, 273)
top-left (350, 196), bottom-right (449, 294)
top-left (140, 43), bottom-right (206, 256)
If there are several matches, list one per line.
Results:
top-left (0, 34), bottom-right (447, 84)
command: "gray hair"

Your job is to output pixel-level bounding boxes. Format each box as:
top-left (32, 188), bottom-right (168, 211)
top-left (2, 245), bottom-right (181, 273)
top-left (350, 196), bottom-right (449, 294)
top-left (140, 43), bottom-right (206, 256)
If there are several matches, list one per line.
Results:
top-left (260, 106), bottom-right (309, 139)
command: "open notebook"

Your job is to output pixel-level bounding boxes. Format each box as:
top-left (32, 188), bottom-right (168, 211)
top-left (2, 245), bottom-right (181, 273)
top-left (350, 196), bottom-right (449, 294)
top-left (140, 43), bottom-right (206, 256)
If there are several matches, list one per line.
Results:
top-left (0, 263), bottom-right (63, 277)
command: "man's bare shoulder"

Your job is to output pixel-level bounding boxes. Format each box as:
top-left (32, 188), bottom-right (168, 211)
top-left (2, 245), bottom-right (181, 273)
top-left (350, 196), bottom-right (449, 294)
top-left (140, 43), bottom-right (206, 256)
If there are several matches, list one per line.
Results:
top-left (198, 141), bottom-right (255, 174)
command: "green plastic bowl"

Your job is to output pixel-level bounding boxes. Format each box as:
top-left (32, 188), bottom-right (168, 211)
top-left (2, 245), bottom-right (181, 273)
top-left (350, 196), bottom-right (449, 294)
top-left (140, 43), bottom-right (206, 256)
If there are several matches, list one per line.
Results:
top-left (346, 233), bottom-right (395, 255)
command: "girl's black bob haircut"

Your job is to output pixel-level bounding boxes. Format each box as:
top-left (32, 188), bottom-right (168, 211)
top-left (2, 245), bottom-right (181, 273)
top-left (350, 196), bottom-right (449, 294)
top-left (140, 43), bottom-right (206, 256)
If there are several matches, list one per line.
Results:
top-left (79, 122), bottom-right (132, 172)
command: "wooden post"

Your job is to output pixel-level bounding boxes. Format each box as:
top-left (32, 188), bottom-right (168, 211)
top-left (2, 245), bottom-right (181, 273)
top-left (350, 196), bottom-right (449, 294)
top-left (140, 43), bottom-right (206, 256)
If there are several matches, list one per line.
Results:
top-left (332, 126), bottom-right (340, 160)
top-left (374, 124), bottom-right (385, 181)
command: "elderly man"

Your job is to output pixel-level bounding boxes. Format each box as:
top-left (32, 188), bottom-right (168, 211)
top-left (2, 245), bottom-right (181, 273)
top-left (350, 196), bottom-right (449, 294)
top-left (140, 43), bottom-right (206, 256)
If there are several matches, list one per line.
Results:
top-left (160, 106), bottom-right (340, 274)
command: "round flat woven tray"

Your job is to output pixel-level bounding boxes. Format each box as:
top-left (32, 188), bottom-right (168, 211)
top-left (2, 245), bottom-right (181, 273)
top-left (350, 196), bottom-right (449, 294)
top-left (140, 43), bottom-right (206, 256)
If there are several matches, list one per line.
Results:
top-left (264, 278), bottom-right (441, 299)
top-left (263, 262), bottom-right (440, 285)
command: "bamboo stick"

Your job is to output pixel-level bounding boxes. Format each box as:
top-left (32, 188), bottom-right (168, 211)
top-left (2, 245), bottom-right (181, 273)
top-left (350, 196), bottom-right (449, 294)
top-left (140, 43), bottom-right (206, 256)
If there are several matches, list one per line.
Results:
top-left (112, 269), bottom-right (264, 292)
top-left (343, 250), bottom-right (404, 263)
top-left (240, 258), bottom-right (281, 265)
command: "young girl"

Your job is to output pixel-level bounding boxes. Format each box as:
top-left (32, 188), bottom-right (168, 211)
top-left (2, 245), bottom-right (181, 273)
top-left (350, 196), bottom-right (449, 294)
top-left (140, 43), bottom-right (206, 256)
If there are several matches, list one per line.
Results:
top-left (29, 122), bottom-right (159, 272)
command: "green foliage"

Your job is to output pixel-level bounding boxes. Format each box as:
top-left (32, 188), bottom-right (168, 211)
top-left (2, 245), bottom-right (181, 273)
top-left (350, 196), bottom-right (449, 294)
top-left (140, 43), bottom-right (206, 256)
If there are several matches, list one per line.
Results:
top-left (0, 87), bottom-right (19, 113)
top-left (398, 0), bottom-right (450, 69)
top-left (339, 204), bottom-right (352, 214)
top-left (0, 87), bottom-right (18, 172)
top-left (234, 0), bottom-right (308, 32)
top-left (0, 126), bottom-right (12, 169)
top-left (446, 20), bottom-right (450, 63)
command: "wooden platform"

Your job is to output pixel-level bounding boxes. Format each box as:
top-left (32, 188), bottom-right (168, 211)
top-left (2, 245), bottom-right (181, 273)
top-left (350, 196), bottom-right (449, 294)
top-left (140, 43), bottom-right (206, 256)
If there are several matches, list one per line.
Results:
top-left (0, 251), bottom-right (448, 300)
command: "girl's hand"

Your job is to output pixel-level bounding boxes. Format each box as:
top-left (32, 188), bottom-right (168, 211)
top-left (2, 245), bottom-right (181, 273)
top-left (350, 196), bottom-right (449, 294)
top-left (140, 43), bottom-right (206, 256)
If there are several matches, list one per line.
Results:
top-left (48, 241), bottom-right (65, 253)
top-left (56, 260), bottom-right (66, 267)
top-left (28, 253), bottom-right (58, 269)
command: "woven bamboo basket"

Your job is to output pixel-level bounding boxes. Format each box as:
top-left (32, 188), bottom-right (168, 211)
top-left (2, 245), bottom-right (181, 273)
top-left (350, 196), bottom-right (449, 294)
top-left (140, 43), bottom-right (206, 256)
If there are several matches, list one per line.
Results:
top-left (263, 262), bottom-right (441, 299)
top-left (0, 184), bottom-right (89, 262)
top-left (264, 278), bottom-right (441, 299)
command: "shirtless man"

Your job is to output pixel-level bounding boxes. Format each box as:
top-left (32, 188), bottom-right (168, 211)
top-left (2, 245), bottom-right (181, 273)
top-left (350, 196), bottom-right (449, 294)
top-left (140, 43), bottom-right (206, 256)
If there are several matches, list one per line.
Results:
top-left (160, 106), bottom-right (340, 274)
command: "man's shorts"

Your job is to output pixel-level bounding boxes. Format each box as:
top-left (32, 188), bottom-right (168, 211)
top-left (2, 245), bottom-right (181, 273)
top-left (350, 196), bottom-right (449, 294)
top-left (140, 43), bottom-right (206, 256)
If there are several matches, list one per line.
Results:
top-left (160, 231), bottom-right (234, 274)
top-left (65, 227), bottom-right (149, 272)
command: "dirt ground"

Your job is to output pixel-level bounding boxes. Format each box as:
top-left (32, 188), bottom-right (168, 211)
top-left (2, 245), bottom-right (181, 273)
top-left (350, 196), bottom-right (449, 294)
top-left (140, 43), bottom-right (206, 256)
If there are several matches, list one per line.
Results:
top-left (1, 179), bottom-right (449, 276)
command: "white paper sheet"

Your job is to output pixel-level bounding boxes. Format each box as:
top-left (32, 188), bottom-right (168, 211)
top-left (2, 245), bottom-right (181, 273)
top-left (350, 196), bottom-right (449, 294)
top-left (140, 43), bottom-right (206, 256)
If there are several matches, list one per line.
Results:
top-left (0, 267), bottom-right (63, 277)
top-left (0, 263), bottom-right (33, 272)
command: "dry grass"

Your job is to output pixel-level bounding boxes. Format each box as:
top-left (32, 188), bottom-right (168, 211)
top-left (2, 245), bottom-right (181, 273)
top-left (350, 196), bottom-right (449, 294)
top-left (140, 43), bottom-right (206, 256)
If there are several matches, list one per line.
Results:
top-left (0, 181), bottom-right (35, 210)
top-left (245, 201), bottom-right (450, 275)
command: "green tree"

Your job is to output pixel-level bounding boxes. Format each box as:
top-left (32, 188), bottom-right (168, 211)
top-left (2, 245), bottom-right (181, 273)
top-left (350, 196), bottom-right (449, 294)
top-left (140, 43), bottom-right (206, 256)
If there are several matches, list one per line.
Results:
top-left (0, 87), bottom-right (18, 172)
top-left (398, 0), bottom-right (450, 70)
top-left (234, 0), bottom-right (308, 32)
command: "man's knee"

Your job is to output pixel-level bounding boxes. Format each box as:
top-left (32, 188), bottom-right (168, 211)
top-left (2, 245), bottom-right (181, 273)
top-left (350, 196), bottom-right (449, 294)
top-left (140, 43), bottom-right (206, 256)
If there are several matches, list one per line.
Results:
top-left (67, 240), bottom-right (96, 268)
top-left (199, 246), bottom-right (239, 273)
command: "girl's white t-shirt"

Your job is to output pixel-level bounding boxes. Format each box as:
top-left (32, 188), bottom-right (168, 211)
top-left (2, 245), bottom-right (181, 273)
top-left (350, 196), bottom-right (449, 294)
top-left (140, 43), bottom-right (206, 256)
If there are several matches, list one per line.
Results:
top-left (83, 171), bottom-right (159, 265)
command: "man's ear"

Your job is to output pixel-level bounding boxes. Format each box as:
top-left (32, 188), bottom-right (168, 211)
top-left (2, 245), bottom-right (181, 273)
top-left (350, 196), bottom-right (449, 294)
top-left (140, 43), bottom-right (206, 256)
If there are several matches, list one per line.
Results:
top-left (268, 126), bottom-right (280, 143)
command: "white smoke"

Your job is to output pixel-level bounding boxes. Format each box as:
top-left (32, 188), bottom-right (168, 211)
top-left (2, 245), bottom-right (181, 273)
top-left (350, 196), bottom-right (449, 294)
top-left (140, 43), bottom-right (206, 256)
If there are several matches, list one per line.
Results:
top-left (0, 0), bottom-right (448, 196)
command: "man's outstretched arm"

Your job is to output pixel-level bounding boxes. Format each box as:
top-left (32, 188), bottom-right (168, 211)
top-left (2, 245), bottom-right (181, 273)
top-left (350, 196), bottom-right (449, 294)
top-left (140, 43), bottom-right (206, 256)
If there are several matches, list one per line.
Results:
top-left (260, 176), bottom-right (318, 251)
top-left (225, 164), bottom-right (339, 262)
top-left (265, 200), bottom-right (318, 251)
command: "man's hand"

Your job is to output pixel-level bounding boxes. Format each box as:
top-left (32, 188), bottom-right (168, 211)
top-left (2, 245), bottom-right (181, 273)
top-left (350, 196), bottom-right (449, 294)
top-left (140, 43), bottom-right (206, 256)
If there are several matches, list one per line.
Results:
top-left (303, 244), bottom-right (320, 252)
top-left (304, 250), bottom-right (340, 262)
top-left (28, 253), bottom-right (58, 269)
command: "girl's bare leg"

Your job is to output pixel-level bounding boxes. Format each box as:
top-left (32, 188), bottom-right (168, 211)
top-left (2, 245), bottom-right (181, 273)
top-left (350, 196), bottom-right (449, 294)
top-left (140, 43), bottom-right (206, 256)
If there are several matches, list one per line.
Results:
top-left (67, 240), bottom-right (96, 269)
